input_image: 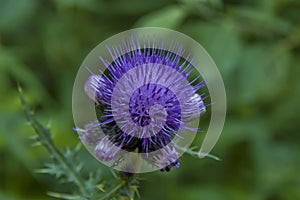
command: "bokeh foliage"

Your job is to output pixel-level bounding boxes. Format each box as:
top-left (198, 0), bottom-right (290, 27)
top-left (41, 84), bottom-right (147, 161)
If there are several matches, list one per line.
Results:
top-left (0, 0), bottom-right (300, 199)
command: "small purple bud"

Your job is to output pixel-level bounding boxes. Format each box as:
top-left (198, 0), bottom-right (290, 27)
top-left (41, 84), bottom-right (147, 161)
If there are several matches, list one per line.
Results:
top-left (146, 145), bottom-right (180, 171)
top-left (95, 136), bottom-right (122, 162)
top-left (79, 122), bottom-right (102, 146)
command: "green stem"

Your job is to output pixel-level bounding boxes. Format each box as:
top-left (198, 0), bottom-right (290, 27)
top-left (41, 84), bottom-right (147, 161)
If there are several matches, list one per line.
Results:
top-left (19, 87), bottom-right (89, 197)
top-left (99, 180), bottom-right (127, 200)
top-left (46, 141), bottom-right (89, 197)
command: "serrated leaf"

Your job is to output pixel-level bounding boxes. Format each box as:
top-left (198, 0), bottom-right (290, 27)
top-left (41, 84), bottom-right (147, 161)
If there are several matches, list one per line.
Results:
top-left (19, 89), bottom-right (91, 197)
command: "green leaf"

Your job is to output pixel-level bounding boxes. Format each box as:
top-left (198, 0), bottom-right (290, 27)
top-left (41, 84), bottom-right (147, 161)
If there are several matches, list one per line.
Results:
top-left (182, 20), bottom-right (242, 81)
top-left (47, 192), bottom-right (82, 200)
top-left (19, 88), bottom-right (91, 198)
top-left (134, 5), bottom-right (186, 29)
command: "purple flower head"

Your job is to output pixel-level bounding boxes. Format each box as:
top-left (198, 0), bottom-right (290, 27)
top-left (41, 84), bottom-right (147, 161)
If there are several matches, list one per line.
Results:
top-left (79, 35), bottom-right (207, 171)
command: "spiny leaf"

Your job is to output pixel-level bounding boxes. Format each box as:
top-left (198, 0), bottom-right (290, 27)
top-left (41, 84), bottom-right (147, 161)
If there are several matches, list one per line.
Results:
top-left (19, 87), bottom-right (90, 198)
top-left (175, 144), bottom-right (221, 161)
top-left (99, 180), bottom-right (127, 200)
top-left (47, 192), bottom-right (82, 200)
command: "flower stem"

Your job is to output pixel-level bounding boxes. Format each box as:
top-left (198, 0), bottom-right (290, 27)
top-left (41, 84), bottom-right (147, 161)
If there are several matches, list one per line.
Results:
top-left (19, 87), bottom-right (90, 197)
top-left (99, 180), bottom-right (127, 200)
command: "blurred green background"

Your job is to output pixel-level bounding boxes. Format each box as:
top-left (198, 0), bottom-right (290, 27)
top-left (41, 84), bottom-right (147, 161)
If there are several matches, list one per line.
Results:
top-left (1, 0), bottom-right (300, 199)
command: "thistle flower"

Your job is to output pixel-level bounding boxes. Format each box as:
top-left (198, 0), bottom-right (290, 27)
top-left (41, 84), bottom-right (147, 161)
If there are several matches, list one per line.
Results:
top-left (79, 35), bottom-right (207, 171)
